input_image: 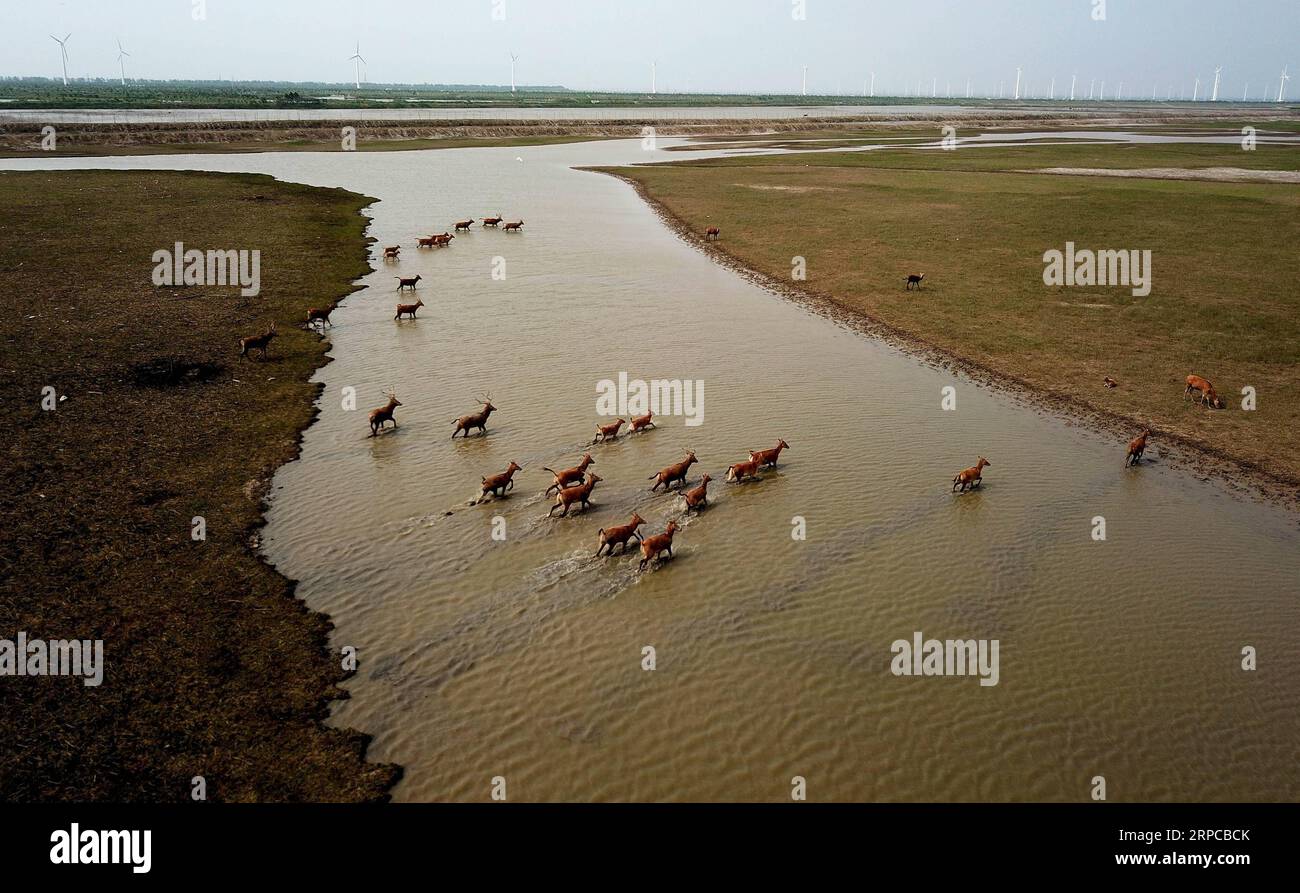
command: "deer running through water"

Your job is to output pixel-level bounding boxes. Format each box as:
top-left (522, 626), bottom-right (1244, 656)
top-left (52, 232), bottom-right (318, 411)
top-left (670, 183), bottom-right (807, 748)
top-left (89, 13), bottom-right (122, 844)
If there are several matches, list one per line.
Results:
top-left (543, 453), bottom-right (595, 495)
top-left (369, 391), bottom-right (402, 437)
top-left (596, 513), bottom-right (645, 556)
top-left (480, 461), bottom-right (523, 500)
top-left (952, 457), bottom-right (990, 492)
top-left (749, 438), bottom-right (789, 469)
top-left (306, 307), bottom-right (333, 330)
top-left (629, 411), bottom-right (656, 433)
top-left (726, 456), bottom-right (762, 483)
top-left (638, 520), bottom-right (679, 572)
top-left (649, 451), bottom-right (698, 491)
top-left (452, 396), bottom-right (496, 438)
top-left (548, 473), bottom-right (602, 517)
top-left (1126, 430), bottom-right (1151, 467)
top-left (395, 299), bottom-right (424, 320)
top-left (593, 419), bottom-right (625, 444)
top-left (682, 474), bottom-right (712, 511)
top-left (395, 274), bottom-right (422, 291)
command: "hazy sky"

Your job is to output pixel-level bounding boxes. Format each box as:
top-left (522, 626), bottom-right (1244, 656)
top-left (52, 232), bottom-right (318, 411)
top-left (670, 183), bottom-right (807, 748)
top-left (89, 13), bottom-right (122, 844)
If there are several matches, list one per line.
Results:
top-left (5, 0), bottom-right (1297, 98)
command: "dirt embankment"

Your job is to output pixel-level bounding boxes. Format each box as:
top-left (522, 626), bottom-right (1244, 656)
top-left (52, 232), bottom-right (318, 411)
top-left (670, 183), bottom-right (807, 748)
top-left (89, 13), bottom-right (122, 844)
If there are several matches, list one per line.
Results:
top-left (0, 170), bottom-right (401, 801)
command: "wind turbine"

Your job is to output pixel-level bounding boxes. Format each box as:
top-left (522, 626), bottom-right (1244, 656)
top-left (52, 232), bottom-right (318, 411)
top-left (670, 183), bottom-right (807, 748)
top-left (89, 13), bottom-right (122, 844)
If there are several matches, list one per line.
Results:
top-left (348, 43), bottom-right (365, 90)
top-left (1049, 76), bottom-right (1055, 100)
top-left (1070, 73), bottom-right (1077, 101)
top-left (1014, 66), bottom-right (1022, 99)
top-left (1211, 65), bottom-right (1222, 101)
top-left (1243, 82), bottom-right (1248, 102)
top-left (1192, 75), bottom-right (1200, 101)
top-left (1088, 77), bottom-right (1095, 99)
top-left (931, 76), bottom-right (936, 98)
top-left (50, 33), bottom-right (71, 85)
top-left (116, 39), bottom-right (130, 86)
top-left (651, 61), bottom-right (656, 94)
top-left (870, 72), bottom-right (876, 97)
top-left (1279, 66), bottom-right (1290, 102)
top-left (1100, 79), bottom-right (1106, 100)
top-left (965, 77), bottom-right (971, 98)
top-left (802, 65), bottom-right (808, 96)
top-left (1117, 81), bottom-right (1123, 101)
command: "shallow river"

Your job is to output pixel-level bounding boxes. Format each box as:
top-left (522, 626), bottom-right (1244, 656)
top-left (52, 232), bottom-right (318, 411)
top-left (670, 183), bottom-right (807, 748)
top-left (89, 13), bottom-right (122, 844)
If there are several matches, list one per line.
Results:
top-left (7, 137), bottom-right (1298, 801)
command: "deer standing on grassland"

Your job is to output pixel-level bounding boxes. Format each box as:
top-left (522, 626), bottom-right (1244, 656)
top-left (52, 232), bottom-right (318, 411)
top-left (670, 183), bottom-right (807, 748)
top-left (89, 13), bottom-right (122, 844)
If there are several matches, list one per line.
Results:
top-left (952, 457), bottom-right (990, 492)
top-left (238, 322), bottom-right (277, 360)
top-left (638, 521), bottom-right (679, 572)
top-left (480, 461), bottom-right (523, 499)
top-left (906, 273), bottom-right (925, 290)
top-left (452, 396), bottom-right (496, 438)
top-left (596, 513), bottom-right (646, 556)
top-left (705, 226), bottom-right (720, 239)
top-left (369, 392), bottom-right (402, 437)
top-left (649, 451), bottom-right (698, 491)
top-left (543, 453), bottom-right (595, 495)
top-left (1185, 374), bottom-right (1224, 409)
top-left (548, 473), bottom-right (602, 517)
top-left (307, 307), bottom-right (333, 330)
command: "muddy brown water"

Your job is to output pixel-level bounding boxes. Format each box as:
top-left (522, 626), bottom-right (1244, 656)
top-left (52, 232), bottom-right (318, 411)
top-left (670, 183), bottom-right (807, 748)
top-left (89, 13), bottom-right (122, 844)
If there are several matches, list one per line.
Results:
top-left (7, 138), bottom-right (1298, 801)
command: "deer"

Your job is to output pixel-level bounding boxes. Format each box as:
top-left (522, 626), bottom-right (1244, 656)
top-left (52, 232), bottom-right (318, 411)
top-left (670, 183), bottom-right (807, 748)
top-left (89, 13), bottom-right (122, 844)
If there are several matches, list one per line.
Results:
top-left (395, 274), bottom-right (422, 291)
top-left (482, 214), bottom-right (504, 227)
top-left (682, 474), bottom-right (712, 511)
top-left (952, 457), bottom-right (990, 492)
top-left (503, 220), bottom-right (524, 232)
top-left (1125, 430), bottom-right (1151, 467)
top-left (649, 451), bottom-right (698, 492)
top-left (726, 456), bottom-right (762, 483)
top-left (431, 232), bottom-right (454, 247)
top-left (395, 299), bottom-right (424, 320)
top-left (1185, 374), bottom-right (1224, 409)
top-left (638, 520), bottom-right (679, 572)
top-left (368, 392), bottom-right (402, 437)
top-left (629, 411), bottom-right (656, 433)
top-left (705, 226), bottom-right (720, 239)
top-left (480, 461), bottom-right (523, 499)
top-left (238, 321), bottom-right (277, 360)
top-left (383, 245), bottom-right (401, 260)
top-left (596, 513), bottom-right (646, 556)
top-left (905, 273), bottom-right (925, 290)
top-left (452, 396), bottom-right (496, 438)
top-left (593, 418), bottom-right (625, 444)
top-left (306, 306), bottom-right (334, 329)
top-left (543, 453), bottom-right (595, 495)
top-left (548, 473), bottom-right (602, 517)
top-left (416, 235), bottom-right (438, 249)
top-left (749, 438), bottom-right (790, 469)
top-left (454, 219), bottom-right (475, 231)
top-left (1103, 376), bottom-right (1119, 389)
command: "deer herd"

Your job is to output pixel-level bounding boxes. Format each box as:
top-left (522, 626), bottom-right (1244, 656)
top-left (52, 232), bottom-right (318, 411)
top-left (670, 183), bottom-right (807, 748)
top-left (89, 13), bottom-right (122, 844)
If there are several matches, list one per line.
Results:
top-left (232, 210), bottom-right (1238, 573)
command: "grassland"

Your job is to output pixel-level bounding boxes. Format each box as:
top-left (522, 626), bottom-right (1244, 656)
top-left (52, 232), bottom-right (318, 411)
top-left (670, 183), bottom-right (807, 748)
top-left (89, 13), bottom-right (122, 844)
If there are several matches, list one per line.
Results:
top-left (0, 170), bottom-right (399, 800)
top-left (612, 138), bottom-right (1300, 492)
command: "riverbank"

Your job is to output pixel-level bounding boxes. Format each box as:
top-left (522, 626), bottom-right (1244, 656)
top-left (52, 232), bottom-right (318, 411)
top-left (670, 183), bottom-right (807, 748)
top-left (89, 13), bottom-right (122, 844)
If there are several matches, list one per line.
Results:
top-left (0, 170), bottom-right (400, 800)
top-left (604, 137), bottom-right (1300, 508)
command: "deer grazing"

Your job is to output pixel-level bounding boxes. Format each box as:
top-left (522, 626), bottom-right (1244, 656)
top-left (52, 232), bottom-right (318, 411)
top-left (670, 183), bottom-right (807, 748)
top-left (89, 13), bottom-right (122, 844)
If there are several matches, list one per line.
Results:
top-left (638, 520), bottom-right (679, 572)
top-left (454, 219), bottom-right (475, 231)
top-left (648, 451), bottom-right (698, 491)
top-left (1125, 430), bottom-right (1151, 467)
top-left (480, 461), bottom-right (523, 499)
top-left (383, 245), bottom-right (401, 260)
top-left (726, 456), bottom-right (762, 483)
top-left (368, 391), bottom-right (402, 437)
top-left (629, 411), bottom-right (656, 433)
top-left (1185, 374), bottom-right (1224, 409)
top-left (682, 474), bottom-right (712, 511)
top-left (905, 273), bottom-right (925, 290)
top-left (452, 396), bottom-right (496, 438)
top-left (596, 513), bottom-right (645, 556)
top-left (749, 438), bottom-right (789, 469)
top-left (395, 299), bottom-right (424, 320)
top-left (952, 457), bottom-right (990, 492)
top-left (548, 473), bottom-right (602, 517)
top-left (482, 214), bottom-right (504, 227)
top-left (395, 274), bottom-right (422, 291)
top-left (543, 453), bottom-right (595, 495)
top-left (705, 226), bottom-right (720, 239)
top-left (306, 306), bottom-right (333, 329)
top-left (503, 220), bottom-right (524, 232)
top-left (593, 418), bottom-right (625, 444)
top-left (238, 321), bottom-right (277, 360)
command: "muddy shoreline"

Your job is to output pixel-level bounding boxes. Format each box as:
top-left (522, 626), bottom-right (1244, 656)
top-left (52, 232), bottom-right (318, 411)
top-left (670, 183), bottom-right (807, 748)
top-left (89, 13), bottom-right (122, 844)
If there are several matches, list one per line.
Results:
top-left (597, 168), bottom-right (1300, 514)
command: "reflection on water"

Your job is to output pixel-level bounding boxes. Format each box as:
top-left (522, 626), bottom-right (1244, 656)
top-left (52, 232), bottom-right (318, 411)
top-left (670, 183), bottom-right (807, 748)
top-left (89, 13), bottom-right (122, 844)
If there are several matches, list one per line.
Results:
top-left (6, 137), bottom-right (1297, 802)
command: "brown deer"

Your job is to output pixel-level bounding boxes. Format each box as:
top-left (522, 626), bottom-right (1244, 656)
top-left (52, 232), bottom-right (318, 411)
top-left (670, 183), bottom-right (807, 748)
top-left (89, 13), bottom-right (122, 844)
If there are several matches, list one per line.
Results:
top-left (682, 474), bottom-right (712, 511)
top-left (503, 220), bottom-right (524, 232)
top-left (383, 245), bottom-right (401, 259)
top-left (452, 396), bottom-right (496, 438)
top-left (369, 392), bottom-right (402, 437)
top-left (480, 461), bottom-right (523, 499)
top-left (1125, 430), bottom-right (1151, 467)
top-left (596, 513), bottom-right (646, 556)
top-left (416, 235), bottom-right (438, 248)
top-left (726, 456), bottom-right (762, 483)
top-left (905, 273), bottom-right (925, 290)
top-left (593, 418), bottom-right (625, 444)
top-left (454, 219), bottom-right (475, 231)
top-left (306, 306), bottom-right (333, 329)
top-left (395, 299), bottom-right (424, 320)
top-left (1185, 374), bottom-right (1224, 409)
top-left (952, 457), bottom-right (990, 492)
top-left (649, 451), bottom-right (698, 491)
top-left (548, 473), bottom-right (602, 517)
top-left (431, 232), bottom-right (454, 247)
top-left (705, 226), bottom-right (720, 239)
top-left (629, 411), bottom-right (656, 433)
top-left (482, 214), bottom-right (503, 227)
top-left (638, 520), bottom-right (679, 572)
top-left (543, 453), bottom-right (595, 495)
top-left (749, 438), bottom-right (790, 469)
top-left (395, 275), bottom-right (422, 291)
top-left (238, 321), bottom-right (277, 360)
top-left (1103, 376), bottom-right (1119, 389)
